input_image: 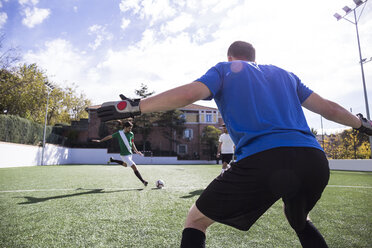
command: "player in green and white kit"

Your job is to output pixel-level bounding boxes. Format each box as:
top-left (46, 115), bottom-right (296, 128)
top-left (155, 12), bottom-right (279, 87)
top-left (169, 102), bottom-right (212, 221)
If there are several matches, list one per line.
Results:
top-left (93, 121), bottom-right (148, 186)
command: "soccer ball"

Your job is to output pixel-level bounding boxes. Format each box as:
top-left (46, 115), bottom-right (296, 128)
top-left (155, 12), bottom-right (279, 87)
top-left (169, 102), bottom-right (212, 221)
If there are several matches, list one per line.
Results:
top-left (156, 179), bottom-right (165, 189)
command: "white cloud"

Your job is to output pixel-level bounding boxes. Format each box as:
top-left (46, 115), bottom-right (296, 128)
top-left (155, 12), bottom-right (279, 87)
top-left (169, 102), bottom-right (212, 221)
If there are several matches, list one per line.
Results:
top-left (136, 29), bottom-right (155, 49)
top-left (119, 0), bottom-right (141, 13)
top-left (94, 33), bottom-right (221, 105)
top-left (121, 17), bottom-right (131, 30)
top-left (73, 6), bottom-right (78, 13)
top-left (21, 7), bottom-right (50, 28)
top-left (18, 0), bottom-right (50, 28)
top-left (22, 39), bottom-right (102, 98)
top-left (141, 0), bottom-right (176, 24)
top-left (211, 0), bottom-right (239, 13)
top-left (0, 12), bottom-right (7, 28)
top-left (192, 28), bottom-right (207, 43)
top-left (88, 25), bottom-right (113, 50)
top-left (184, 0), bottom-right (198, 9)
top-left (18, 0), bottom-right (371, 133)
top-left (19, 0), bottom-right (39, 5)
top-left (23, 39), bottom-right (87, 81)
top-left (160, 13), bottom-right (193, 34)
top-left (119, 0), bottom-right (176, 25)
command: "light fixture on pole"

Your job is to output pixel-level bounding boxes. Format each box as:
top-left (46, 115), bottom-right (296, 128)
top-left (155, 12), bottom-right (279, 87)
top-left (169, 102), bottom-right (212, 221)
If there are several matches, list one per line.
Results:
top-left (334, 0), bottom-right (372, 157)
top-left (41, 81), bottom-right (55, 166)
top-left (361, 57), bottom-right (372, 64)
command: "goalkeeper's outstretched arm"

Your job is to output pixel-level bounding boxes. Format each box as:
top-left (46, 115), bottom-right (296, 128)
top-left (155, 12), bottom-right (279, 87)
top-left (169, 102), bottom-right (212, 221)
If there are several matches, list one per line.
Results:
top-left (97, 81), bottom-right (211, 122)
top-left (140, 81), bottom-right (211, 113)
top-left (302, 92), bottom-right (372, 135)
top-left (302, 93), bottom-right (361, 128)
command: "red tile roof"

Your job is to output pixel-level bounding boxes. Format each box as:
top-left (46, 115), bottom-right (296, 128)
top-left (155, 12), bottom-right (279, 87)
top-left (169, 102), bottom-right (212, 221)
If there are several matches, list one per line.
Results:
top-left (180, 103), bottom-right (218, 111)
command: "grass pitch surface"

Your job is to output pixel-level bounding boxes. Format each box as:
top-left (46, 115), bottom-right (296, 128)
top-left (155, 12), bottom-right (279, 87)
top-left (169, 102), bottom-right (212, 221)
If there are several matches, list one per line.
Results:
top-left (0, 165), bottom-right (371, 248)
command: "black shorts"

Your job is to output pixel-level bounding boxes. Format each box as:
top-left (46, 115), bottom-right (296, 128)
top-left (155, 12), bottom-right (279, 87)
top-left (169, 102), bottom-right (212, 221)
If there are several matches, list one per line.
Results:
top-left (196, 147), bottom-right (329, 231)
top-left (221, 153), bottom-right (234, 164)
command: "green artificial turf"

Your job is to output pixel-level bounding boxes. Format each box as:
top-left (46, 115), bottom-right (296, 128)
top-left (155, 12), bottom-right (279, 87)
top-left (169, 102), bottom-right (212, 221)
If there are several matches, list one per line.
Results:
top-left (0, 165), bottom-right (371, 247)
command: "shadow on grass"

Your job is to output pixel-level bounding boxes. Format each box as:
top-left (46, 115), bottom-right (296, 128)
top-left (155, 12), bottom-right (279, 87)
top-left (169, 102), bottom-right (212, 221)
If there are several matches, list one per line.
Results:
top-left (16, 188), bottom-right (143, 205)
top-left (180, 189), bottom-right (204, 199)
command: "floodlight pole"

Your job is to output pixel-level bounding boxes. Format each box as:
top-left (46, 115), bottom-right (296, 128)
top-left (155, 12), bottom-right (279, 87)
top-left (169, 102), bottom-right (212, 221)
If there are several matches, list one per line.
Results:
top-left (41, 83), bottom-right (54, 166)
top-left (352, 9), bottom-right (370, 121)
top-left (334, 0), bottom-right (372, 157)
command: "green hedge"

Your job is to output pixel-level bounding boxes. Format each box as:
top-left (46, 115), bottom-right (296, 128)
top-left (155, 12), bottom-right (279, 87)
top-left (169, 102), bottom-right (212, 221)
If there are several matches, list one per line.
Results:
top-left (0, 114), bottom-right (52, 145)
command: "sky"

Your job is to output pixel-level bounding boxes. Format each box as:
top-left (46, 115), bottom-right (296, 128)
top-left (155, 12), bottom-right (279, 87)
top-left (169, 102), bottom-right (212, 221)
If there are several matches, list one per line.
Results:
top-left (1, 0), bottom-right (371, 134)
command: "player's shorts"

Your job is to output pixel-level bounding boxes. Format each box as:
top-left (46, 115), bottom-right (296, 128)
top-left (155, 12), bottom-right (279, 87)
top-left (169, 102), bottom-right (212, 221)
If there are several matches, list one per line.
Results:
top-left (120, 155), bottom-right (135, 167)
top-left (196, 147), bottom-right (329, 231)
top-left (221, 153), bottom-right (234, 164)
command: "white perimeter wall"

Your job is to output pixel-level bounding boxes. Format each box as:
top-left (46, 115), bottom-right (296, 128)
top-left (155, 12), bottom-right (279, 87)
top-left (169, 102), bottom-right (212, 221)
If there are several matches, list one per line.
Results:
top-left (0, 142), bottom-right (216, 168)
top-left (0, 142), bottom-right (371, 171)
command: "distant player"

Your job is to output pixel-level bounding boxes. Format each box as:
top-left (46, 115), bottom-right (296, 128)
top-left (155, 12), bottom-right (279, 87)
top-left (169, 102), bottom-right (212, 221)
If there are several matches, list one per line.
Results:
top-left (217, 124), bottom-right (235, 174)
top-left (93, 120), bottom-right (148, 186)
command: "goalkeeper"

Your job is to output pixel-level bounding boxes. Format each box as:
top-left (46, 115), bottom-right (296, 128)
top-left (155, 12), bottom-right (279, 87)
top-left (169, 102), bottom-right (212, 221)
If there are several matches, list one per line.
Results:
top-left (93, 120), bottom-right (148, 187)
top-left (97, 41), bottom-right (372, 248)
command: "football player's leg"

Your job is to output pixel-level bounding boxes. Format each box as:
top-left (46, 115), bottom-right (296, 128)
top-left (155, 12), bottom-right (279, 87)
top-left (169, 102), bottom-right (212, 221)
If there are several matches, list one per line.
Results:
top-left (222, 161), bottom-right (228, 170)
top-left (110, 157), bottom-right (126, 166)
top-left (181, 204), bottom-right (214, 248)
top-left (120, 155), bottom-right (133, 167)
top-left (220, 154), bottom-right (233, 174)
top-left (283, 148), bottom-right (329, 248)
top-left (284, 200), bottom-right (328, 248)
top-left (130, 164), bottom-right (148, 186)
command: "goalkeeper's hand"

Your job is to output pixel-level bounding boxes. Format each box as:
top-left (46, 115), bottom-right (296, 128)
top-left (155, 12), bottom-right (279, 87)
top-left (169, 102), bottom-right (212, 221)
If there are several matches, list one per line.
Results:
top-left (355, 113), bottom-right (372, 135)
top-left (97, 94), bottom-right (141, 122)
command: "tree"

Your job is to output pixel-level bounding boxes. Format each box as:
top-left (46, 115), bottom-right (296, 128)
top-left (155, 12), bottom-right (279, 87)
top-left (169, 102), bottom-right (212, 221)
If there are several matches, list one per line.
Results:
top-left (132, 84), bottom-right (186, 153)
top-left (132, 84), bottom-right (158, 151)
top-left (0, 33), bottom-right (20, 69)
top-left (323, 134), bottom-right (343, 159)
top-left (310, 128), bottom-right (318, 136)
top-left (0, 64), bottom-right (47, 122)
top-left (53, 84), bottom-right (91, 124)
top-left (323, 129), bottom-right (370, 159)
top-left (339, 129), bottom-right (359, 159)
top-left (201, 125), bottom-right (221, 160)
top-left (156, 110), bottom-right (186, 154)
top-left (135, 83), bottom-right (154, 98)
top-left (339, 129), bottom-right (370, 159)
top-left (0, 68), bottom-right (21, 113)
top-left (357, 141), bottom-right (371, 159)
top-left (1, 63), bottom-right (91, 125)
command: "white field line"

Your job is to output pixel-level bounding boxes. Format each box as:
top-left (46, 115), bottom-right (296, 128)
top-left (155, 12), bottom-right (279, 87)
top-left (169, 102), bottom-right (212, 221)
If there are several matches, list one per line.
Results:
top-left (0, 188), bottom-right (145, 193)
top-left (0, 185), bottom-right (371, 193)
top-left (326, 185), bottom-right (372, 189)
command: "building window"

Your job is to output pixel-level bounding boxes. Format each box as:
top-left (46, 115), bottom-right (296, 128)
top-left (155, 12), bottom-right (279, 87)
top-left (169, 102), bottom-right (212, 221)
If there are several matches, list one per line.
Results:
top-left (184, 129), bottom-right (193, 139)
top-left (206, 114), bottom-right (213, 123)
top-left (178, 144), bottom-right (187, 154)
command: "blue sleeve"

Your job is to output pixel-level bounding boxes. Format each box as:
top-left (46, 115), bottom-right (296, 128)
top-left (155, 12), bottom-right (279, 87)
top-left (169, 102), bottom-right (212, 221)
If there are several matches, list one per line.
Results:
top-left (291, 73), bottom-right (313, 103)
top-left (195, 63), bottom-right (224, 100)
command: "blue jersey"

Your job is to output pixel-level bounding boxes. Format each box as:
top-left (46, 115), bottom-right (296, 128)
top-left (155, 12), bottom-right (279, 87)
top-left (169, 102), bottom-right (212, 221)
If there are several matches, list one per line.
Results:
top-left (196, 61), bottom-right (322, 161)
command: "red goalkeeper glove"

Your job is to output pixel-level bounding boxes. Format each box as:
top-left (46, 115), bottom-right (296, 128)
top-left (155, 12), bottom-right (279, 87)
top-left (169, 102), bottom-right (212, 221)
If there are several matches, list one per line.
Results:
top-left (97, 94), bottom-right (141, 122)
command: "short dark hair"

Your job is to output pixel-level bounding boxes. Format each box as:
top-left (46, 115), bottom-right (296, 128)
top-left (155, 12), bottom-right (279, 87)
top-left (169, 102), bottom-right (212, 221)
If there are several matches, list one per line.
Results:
top-left (123, 121), bottom-right (133, 128)
top-left (227, 41), bottom-right (255, 62)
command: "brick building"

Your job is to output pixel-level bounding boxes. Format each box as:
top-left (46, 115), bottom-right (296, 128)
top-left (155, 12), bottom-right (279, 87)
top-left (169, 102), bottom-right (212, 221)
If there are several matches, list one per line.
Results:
top-left (85, 103), bottom-right (224, 160)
